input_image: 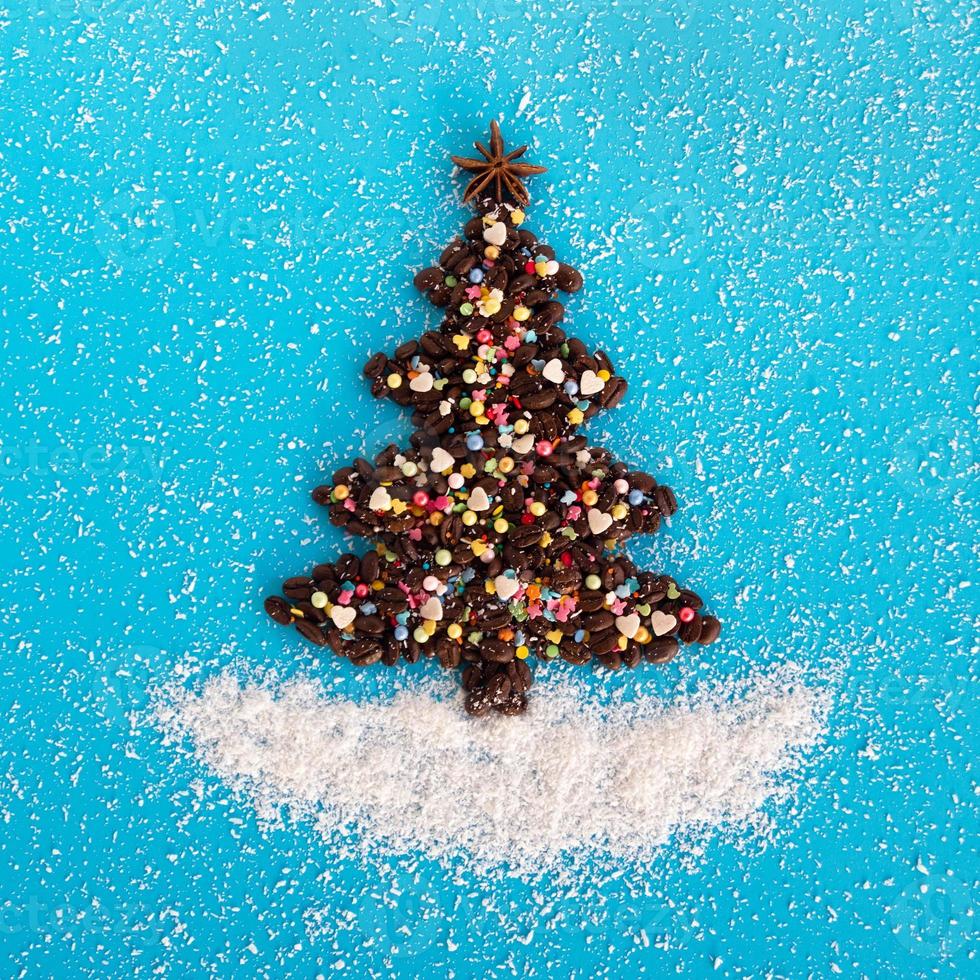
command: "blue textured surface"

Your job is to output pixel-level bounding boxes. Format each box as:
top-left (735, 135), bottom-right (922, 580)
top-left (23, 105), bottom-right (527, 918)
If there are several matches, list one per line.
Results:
top-left (1, 1), bottom-right (976, 976)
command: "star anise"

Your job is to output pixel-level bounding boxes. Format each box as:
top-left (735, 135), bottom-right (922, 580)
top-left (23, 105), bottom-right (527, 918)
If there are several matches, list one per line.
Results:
top-left (451, 120), bottom-right (547, 207)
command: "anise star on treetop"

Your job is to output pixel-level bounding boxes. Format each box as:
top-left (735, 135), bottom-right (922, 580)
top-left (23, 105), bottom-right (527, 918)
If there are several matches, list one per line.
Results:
top-left (451, 120), bottom-right (547, 207)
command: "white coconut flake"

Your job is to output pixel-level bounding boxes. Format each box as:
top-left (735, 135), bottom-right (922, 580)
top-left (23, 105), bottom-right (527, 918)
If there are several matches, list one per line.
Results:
top-left (154, 665), bottom-right (828, 878)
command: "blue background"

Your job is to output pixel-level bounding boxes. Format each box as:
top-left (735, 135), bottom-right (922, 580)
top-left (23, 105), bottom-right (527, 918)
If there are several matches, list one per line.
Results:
top-left (0, 1), bottom-right (976, 976)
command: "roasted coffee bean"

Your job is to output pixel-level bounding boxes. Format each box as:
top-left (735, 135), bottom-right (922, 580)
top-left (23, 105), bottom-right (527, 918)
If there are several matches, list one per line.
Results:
top-left (350, 641), bottom-right (384, 667)
top-left (578, 590), bottom-right (606, 612)
top-left (597, 651), bottom-right (622, 670)
top-left (311, 485), bottom-right (332, 505)
top-left (555, 263), bottom-right (583, 292)
top-left (509, 525), bottom-right (543, 549)
top-left (654, 486), bottom-right (678, 516)
top-left (363, 351), bottom-right (387, 377)
top-left (645, 637), bottom-right (679, 664)
top-left (283, 577), bottom-right (313, 600)
top-left (464, 691), bottom-right (493, 717)
top-left (584, 610), bottom-right (615, 632)
top-left (295, 620), bottom-right (327, 647)
top-left (483, 638), bottom-right (515, 663)
top-left (589, 629), bottom-right (619, 655)
top-left (355, 614), bottom-right (385, 636)
top-left (494, 694), bottom-right (528, 716)
top-left (698, 616), bottom-right (721, 644)
top-left (359, 551), bottom-right (380, 583)
top-left (264, 595), bottom-right (292, 624)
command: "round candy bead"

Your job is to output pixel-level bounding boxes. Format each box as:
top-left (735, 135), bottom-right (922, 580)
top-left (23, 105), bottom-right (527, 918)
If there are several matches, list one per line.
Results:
top-left (628, 489), bottom-right (644, 506)
top-left (355, 583), bottom-right (369, 597)
top-left (545, 644), bottom-right (560, 659)
top-left (462, 369), bottom-right (477, 384)
top-left (448, 473), bottom-right (464, 489)
top-left (447, 623), bottom-right (462, 639)
top-left (422, 575), bottom-right (440, 592)
top-left (536, 440), bottom-right (553, 456)
top-left (413, 626), bottom-right (429, 643)
top-left (394, 625), bottom-right (409, 641)
top-left (466, 433), bottom-right (484, 451)
top-left (435, 549), bottom-right (452, 566)
top-left (386, 373), bottom-right (402, 389)
top-left (679, 606), bottom-right (695, 623)
top-left (333, 484), bottom-right (349, 500)
top-left (585, 574), bottom-right (601, 590)
top-left (413, 491), bottom-right (429, 507)
top-left (401, 461), bottom-right (418, 477)
top-left (468, 268), bottom-right (484, 283)
top-left (460, 303), bottom-right (474, 316)
top-left (310, 591), bottom-right (327, 608)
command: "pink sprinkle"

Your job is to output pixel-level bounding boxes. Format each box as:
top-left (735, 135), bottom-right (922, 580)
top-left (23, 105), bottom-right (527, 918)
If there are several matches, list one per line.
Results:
top-left (536, 441), bottom-right (553, 457)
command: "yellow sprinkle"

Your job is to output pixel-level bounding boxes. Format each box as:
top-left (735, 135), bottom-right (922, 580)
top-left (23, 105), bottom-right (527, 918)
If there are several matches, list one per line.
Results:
top-left (413, 626), bottom-right (429, 643)
top-left (511, 209), bottom-right (525, 225)
top-left (453, 334), bottom-right (470, 350)
top-left (497, 457), bottom-right (514, 474)
top-left (540, 531), bottom-right (552, 547)
top-left (289, 607), bottom-right (303, 618)
top-left (546, 629), bottom-right (563, 644)
top-left (469, 401), bottom-right (484, 417)
top-left (611, 503), bottom-right (628, 520)
top-left (582, 490), bottom-right (598, 506)
top-left (460, 463), bottom-right (476, 479)
top-left (618, 635), bottom-right (628, 650)
top-left (493, 518), bottom-right (509, 533)
top-left (529, 501), bottom-right (546, 517)
top-left (333, 484), bottom-right (349, 500)
top-left (598, 369), bottom-right (611, 381)
top-left (635, 627), bottom-right (651, 644)
top-left (513, 305), bottom-right (530, 322)
top-left (471, 540), bottom-right (487, 556)
top-left (516, 645), bottom-right (529, 659)
top-left (422, 619), bottom-right (437, 636)
top-left (567, 408), bottom-right (584, 425)
top-left (485, 580), bottom-right (496, 594)
top-left (462, 510), bottom-right (477, 526)
top-left (387, 373), bottom-right (402, 389)
top-left (390, 499), bottom-right (407, 515)
top-left (447, 623), bottom-right (462, 639)
top-left (514, 419), bottom-right (529, 435)
top-left (484, 245), bottom-right (500, 260)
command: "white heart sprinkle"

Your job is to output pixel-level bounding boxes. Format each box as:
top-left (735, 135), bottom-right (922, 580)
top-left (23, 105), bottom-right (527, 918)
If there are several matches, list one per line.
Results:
top-left (542, 358), bottom-right (565, 384)
top-left (482, 221), bottom-right (507, 246)
top-left (511, 433), bottom-right (535, 455)
top-left (587, 509), bottom-right (613, 535)
top-left (467, 486), bottom-right (491, 511)
top-left (409, 372), bottom-right (434, 393)
top-left (615, 614), bottom-right (640, 639)
top-left (579, 370), bottom-right (605, 396)
top-left (650, 611), bottom-right (677, 636)
top-left (429, 447), bottom-right (454, 472)
top-left (419, 597), bottom-right (443, 621)
top-left (368, 487), bottom-right (392, 511)
top-left (330, 605), bottom-right (356, 629)
top-left (494, 575), bottom-right (520, 601)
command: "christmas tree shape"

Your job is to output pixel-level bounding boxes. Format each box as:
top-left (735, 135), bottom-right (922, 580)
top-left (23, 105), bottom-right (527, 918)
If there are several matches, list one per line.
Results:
top-left (264, 122), bottom-right (720, 716)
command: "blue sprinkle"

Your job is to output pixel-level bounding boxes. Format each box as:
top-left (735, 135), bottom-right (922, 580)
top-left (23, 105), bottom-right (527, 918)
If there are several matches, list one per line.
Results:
top-left (394, 625), bottom-right (409, 641)
top-left (360, 602), bottom-right (377, 615)
top-left (574, 629), bottom-right (585, 643)
top-left (564, 380), bottom-right (579, 395)
top-left (561, 490), bottom-right (577, 505)
top-left (525, 330), bottom-right (537, 342)
top-left (341, 581), bottom-right (355, 592)
top-left (468, 268), bottom-right (484, 283)
top-left (466, 433), bottom-right (484, 451)
top-left (615, 584), bottom-right (630, 598)
top-left (628, 490), bottom-right (644, 505)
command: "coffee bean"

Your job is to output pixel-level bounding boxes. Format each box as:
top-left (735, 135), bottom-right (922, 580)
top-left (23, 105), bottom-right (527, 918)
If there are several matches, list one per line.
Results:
top-left (295, 620), bottom-right (326, 647)
top-left (264, 595), bottom-right (292, 624)
top-left (698, 616), bottom-right (721, 645)
top-left (645, 637), bottom-right (679, 664)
